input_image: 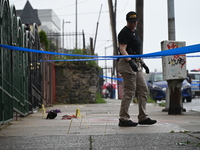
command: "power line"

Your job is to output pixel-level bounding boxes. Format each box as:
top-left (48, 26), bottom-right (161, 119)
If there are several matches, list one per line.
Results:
top-left (10, 0), bottom-right (109, 22)
top-left (52, 0), bottom-right (92, 10)
top-left (117, 0), bottom-right (130, 12)
top-left (10, 0), bottom-right (93, 10)
top-left (17, 8), bottom-right (108, 19)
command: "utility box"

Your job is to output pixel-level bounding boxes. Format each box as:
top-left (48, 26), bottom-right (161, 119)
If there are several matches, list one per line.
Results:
top-left (161, 41), bottom-right (186, 80)
top-left (161, 41), bottom-right (186, 114)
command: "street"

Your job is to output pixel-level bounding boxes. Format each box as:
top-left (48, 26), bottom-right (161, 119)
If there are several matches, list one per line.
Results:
top-left (158, 97), bottom-right (200, 112)
top-left (184, 97), bottom-right (200, 112)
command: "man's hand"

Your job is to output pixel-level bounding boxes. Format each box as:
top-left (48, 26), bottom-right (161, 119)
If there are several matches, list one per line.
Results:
top-left (142, 63), bottom-right (149, 74)
top-left (128, 60), bottom-right (138, 72)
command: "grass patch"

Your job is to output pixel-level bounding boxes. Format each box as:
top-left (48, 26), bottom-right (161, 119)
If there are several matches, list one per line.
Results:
top-left (170, 130), bottom-right (175, 133)
top-left (133, 96), bottom-right (156, 104)
top-left (95, 93), bottom-right (106, 103)
top-left (158, 102), bottom-right (166, 107)
top-left (195, 143), bottom-right (200, 147)
top-left (147, 96), bottom-right (156, 104)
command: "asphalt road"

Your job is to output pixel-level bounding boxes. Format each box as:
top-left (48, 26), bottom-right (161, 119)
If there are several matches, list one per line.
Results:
top-left (157, 97), bottom-right (200, 112)
top-left (183, 97), bottom-right (200, 112)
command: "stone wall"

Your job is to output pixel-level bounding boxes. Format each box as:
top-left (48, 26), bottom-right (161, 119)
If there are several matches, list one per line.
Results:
top-left (55, 62), bottom-right (102, 103)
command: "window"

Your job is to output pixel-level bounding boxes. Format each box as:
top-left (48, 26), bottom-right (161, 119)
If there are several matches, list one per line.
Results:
top-left (154, 73), bottom-right (163, 82)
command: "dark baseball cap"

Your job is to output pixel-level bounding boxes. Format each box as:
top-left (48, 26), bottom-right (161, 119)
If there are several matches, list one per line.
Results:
top-left (126, 11), bottom-right (138, 22)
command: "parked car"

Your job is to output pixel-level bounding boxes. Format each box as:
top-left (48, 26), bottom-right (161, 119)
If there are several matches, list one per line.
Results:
top-left (189, 71), bottom-right (200, 97)
top-left (146, 72), bottom-right (192, 102)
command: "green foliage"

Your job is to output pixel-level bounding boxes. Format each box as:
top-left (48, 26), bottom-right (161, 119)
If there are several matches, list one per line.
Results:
top-left (170, 130), bottom-right (175, 133)
top-left (39, 30), bottom-right (49, 50)
top-left (133, 96), bottom-right (156, 104)
top-left (74, 49), bottom-right (83, 54)
top-left (48, 40), bottom-right (57, 52)
top-left (147, 96), bottom-right (156, 104)
top-left (95, 93), bottom-right (106, 103)
top-left (55, 48), bottom-right (99, 68)
top-left (39, 30), bottom-right (57, 52)
top-left (195, 143), bottom-right (200, 147)
top-left (158, 102), bottom-right (166, 107)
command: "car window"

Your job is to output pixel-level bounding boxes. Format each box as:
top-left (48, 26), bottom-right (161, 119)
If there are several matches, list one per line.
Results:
top-left (189, 74), bottom-right (200, 80)
top-left (194, 74), bottom-right (200, 80)
top-left (148, 74), bottom-right (153, 81)
top-left (153, 74), bottom-right (163, 82)
top-left (145, 73), bottom-right (151, 81)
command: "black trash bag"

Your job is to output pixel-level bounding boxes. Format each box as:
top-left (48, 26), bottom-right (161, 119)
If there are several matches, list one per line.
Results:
top-left (46, 110), bottom-right (57, 119)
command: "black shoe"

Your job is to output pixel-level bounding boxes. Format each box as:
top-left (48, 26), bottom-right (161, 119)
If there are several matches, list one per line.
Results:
top-left (118, 119), bottom-right (138, 127)
top-left (138, 118), bottom-right (157, 125)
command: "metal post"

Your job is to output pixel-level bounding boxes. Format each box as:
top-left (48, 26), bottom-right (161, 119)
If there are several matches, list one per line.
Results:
top-left (104, 45), bottom-right (113, 83)
top-left (105, 47), bottom-right (107, 83)
top-left (62, 19), bottom-right (64, 52)
top-left (62, 20), bottom-right (70, 52)
top-left (82, 30), bottom-right (85, 50)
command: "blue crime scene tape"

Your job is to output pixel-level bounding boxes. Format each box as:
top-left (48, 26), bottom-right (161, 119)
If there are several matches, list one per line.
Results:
top-left (41, 58), bottom-right (118, 62)
top-left (0, 44), bottom-right (200, 62)
top-left (41, 55), bottom-right (200, 62)
top-left (0, 44), bottom-right (99, 58)
top-left (99, 75), bottom-right (123, 81)
top-left (1, 44), bottom-right (200, 81)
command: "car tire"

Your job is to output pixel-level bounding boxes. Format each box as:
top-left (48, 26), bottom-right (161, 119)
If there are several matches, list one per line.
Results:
top-left (186, 97), bottom-right (192, 102)
top-left (182, 98), bottom-right (185, 103)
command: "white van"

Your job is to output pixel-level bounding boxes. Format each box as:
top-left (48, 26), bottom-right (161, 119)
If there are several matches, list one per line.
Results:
top-left (189, 72), bottom-right (200, 97)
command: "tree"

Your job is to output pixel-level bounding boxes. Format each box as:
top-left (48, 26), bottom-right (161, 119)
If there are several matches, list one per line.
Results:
top-left (48, 40), bottom-right (57, 52)
top-left (39, 30), bottom-right (49, 51)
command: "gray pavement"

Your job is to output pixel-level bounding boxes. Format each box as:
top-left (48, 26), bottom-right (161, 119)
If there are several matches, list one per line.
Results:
top-left (0, 99), bottom-right (200, 150)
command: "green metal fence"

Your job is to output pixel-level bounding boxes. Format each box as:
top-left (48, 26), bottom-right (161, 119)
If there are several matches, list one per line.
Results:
top-left (0, 0), bottom-right (42, 125)
top-left (0, 0), bottom-right (13, 124)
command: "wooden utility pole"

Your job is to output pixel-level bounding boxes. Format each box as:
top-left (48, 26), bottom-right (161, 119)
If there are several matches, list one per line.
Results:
top-left (90, 37), bottom-right (94, 55)
top-left (82, 30), bottom-right (85, 50)
top-left (108, 0), bottom-right (118, 76)
top-left (75, 0), bottom-right (78, 49)
top-left (136, 0), bottom-right (144, 54)
top-left (168, 0), bottom-right (176, 40)
top-left (94, 4), bottom-right (103, 52)
top-left (167, 0), bottom-right (182, 115)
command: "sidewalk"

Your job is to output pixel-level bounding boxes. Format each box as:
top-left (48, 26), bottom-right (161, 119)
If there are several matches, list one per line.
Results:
top-left (0, 99), bottom-right (200, 149)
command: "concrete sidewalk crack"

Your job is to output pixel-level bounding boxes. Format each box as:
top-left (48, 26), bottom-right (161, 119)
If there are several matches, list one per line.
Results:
top-left (89, 135), bottom-right (93, 150)
top-left (188, 132), bottom-right (200, 140)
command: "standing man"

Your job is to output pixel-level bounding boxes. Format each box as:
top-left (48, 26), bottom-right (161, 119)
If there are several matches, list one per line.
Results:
top-left (186, 70), bottom-right (192, 84)
top-left (118, 11), bottom-right (157, 127)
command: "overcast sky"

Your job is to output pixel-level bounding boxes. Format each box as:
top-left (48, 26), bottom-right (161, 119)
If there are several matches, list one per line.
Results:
top-left (9, 0), bottom-right (200, 72)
